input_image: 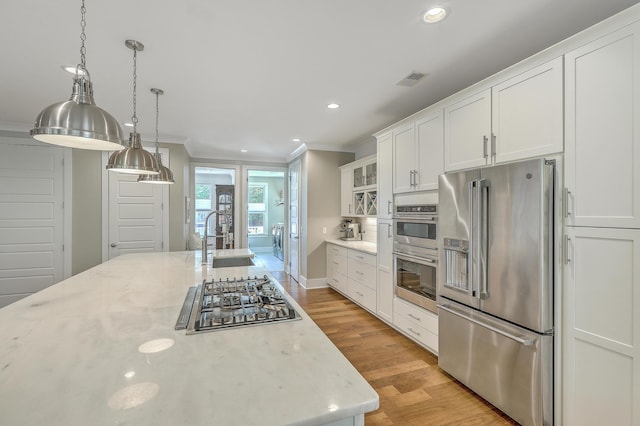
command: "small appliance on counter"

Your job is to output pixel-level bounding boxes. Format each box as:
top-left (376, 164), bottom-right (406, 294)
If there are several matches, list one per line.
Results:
top-left (340, 220), bottom-right (361, 241)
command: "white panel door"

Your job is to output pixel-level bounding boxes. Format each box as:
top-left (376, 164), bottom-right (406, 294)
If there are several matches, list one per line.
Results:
top-left (288, 160), bottom-right (300, 282)
top-left (565, 22), bottom-right (640, 228)
top-left (563, 227), bottom-right (640, 425)
top-left (108, 173), bottom-right (163, 259)
top-left (0, 141), bottom-right (64, 307)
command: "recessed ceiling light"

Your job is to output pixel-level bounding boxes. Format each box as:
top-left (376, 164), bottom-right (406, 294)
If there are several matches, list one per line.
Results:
top-left (240, 149), bottom-right (248, 153)
top-left (423, 7), bottom-right (447, 23)
top-left (61, 65), bottom-right (88, 77)
top-left (292, 138), bottom-right (301, 142)
top-left (327, 103), bottom-right (340, 109)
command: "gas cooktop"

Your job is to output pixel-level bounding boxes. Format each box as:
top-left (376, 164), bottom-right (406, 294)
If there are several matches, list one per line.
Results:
top-left (175, 275), bottom-right (301, 334)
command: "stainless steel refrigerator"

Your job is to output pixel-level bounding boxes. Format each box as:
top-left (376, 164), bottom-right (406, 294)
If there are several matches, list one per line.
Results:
top-left (437, 157), bottom-right (555, 426)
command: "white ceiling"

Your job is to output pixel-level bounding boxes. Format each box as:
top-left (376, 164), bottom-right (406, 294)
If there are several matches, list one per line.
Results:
top-left (2, 0), bottom-right (639, 163)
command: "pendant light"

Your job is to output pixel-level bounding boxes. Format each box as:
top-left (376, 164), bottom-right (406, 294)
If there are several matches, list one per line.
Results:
top-left (30, 0), bottom-right (124, 150)
top-left (138, 88), bottom-right (175, 184)
top-left (106, 40), bottom-right (159, 175)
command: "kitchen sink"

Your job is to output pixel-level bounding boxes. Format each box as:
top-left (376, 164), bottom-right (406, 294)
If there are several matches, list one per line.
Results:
top-left (211, 257), bottom-right (255, 268)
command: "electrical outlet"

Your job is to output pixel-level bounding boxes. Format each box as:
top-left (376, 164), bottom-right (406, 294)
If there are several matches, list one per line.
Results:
top-left (322, 227), bottom-right (327, 234)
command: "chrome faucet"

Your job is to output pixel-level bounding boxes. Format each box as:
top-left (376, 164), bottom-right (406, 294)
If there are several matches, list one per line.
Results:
top-left (201, 209), bottom-right (232, 264)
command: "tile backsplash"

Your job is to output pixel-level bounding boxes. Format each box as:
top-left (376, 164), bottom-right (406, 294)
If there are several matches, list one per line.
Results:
top-left (358, 218), bottom-right (377, 243)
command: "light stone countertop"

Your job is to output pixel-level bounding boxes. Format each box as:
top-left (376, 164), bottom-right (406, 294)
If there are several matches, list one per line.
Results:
top-left (0, 251), bottom-right (378, 426)
top-left (210, 248), bottom-right (254, 258)
top-left (325, 239), bottom-right (377, 255)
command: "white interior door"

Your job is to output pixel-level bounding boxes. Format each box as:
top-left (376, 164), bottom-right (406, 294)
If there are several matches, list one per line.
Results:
top-left (288, 160), bottom-right (300, 282)
top-left (0, 139), bottom-right (64, 307)
top-left (107, 172), bottom-right (164, 259)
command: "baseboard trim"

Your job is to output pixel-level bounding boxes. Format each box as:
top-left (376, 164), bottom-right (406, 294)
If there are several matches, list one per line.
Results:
top-left (300, 277), bottom-right (329, 289)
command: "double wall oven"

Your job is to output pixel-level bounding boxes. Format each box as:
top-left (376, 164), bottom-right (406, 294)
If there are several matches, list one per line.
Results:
top-left (393, 202), bottom-right (438, 313)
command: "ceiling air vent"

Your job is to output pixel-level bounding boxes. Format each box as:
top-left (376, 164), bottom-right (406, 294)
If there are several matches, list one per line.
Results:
top-left (396, 71), bottom-right (427, 87)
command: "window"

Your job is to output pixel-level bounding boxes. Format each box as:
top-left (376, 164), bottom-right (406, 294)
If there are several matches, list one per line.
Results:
top-left (195, 183), bottom-right (212, 237)
top-left (248, 183), bottom-right (267, 234)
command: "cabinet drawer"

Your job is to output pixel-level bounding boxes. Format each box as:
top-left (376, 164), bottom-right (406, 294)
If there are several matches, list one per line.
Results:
top-left (348, 279), bottom-right (376, 312)
top-left (329, 255), bottom-right (348, 277)
top-left (347, 257), bottom-right (377, 290)
top-left (328, 272), bottom-right (348, 295)
top-left (328, 244), bottom-right (348, 257)
top-left (394, 298), bottom-right (438, 336)
top-left (394, 314), bottom-right (438, 354)
top-left (327, 244), bottom-right (348, 277)
top-left (348, 249), bottom-right (377, 267)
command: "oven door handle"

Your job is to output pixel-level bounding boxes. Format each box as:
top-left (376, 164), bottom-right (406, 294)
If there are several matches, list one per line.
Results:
top-left (393, 252), bottom-right (437, 266)
top-left (392, 216), bottom-right (438, 223)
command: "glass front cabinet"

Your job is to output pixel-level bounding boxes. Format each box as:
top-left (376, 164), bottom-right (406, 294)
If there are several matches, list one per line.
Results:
top-left (341, 155), bottom-right (377, 217)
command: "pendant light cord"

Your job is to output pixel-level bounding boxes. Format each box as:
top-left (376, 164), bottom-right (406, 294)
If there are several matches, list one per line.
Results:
top-left (155, 90), bottom-right (160, 154)
top-left (76, 0), bottom-right (87, 74)
top-left (131, 47), bottom-right (138, 135)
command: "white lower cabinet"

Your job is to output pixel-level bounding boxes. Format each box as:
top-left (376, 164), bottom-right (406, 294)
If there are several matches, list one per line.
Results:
top-left (562, 226), bottom-right (640, 425)
top-left (348, 280), bottom-right (376, 313)
top-left (326, 243), bottom-right (377, 312)
top-left (347, 250), bottom-right (377, 313)
top-left (376, 220), bottom-right (393, 323)
top-left (393, 297), bottom-right (438, 354)
top-left (326, 244), bottom-right (348, 295)
top-left (326, 242), bottom-right (438, 354)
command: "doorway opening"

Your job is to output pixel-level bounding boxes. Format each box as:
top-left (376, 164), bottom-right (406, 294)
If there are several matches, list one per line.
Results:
top-left (194, 166), bottom-right (236, 249)
top-left (246, 169), bottom-right (285, 272)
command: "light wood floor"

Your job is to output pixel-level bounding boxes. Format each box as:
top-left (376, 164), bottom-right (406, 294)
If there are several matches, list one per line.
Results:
top-left (275, 272), bottom-right (518, 426)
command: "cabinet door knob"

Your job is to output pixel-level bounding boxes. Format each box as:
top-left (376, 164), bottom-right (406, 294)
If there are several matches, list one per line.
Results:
top-left (110, 243), bottom-right (117, 248)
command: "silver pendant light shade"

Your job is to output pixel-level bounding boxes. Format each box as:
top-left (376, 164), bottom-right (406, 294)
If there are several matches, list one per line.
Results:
top-left (31, 77), bottom-right (125, 150)
top-left (139, 88), bottom-right (175, 184)
top-left (107, 132), bottom-right (159, 174)
top-left (30, 0), bottom-right (124, 150)
top-left (106, 40), bottom-right (159, 175)
top-left (138, 152), bottom-right (175, 183)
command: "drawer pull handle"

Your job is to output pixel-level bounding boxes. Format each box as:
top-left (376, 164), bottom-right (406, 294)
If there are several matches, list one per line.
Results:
top-left (356, 291), bottom-right (364, 297)
top-left (356, 271), bottom-right (364, 275)
top-left (408, 327), bottom-right (421, 336)
top-left (333, 261), bottom-right (339, 265)
top-left (408, 313), bottom-right (421, 321)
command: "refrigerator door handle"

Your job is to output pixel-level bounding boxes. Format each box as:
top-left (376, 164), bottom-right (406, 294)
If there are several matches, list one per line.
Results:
top-left (438, 303), bottom-right (536, 346)
top-left (471, 179), bottom-right (487, 300)
top-left (478, 178), bottom-right (489, 300)
top-left (468, 180), bottom-right (477, 297)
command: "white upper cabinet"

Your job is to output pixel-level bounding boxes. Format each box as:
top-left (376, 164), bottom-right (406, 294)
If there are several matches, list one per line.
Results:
top-left (444, 88), bottom-right (492, 171)
top-left (415, 110), bottom-right (444, 191)
top-left (352, 157), bottom-right (376, 190)
top-left (444, 57), bottom-right (563, 172)
top-left (564, 22), bottom-right (640, 229)
top-left (340, 155), bottom-right (377, 217)
top-left (340, 165), bottom-right (353, 216)
top-left (376, 132), bottom-right (393, 219)
top-left (392, 109), bottom-right (444, 194)
top-left (392, 122), bottom-right (415, 194)
top-left (492, 57), bottom-right (563, 164)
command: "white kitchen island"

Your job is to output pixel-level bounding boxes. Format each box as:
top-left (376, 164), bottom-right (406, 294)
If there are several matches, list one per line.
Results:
top-left (0, 251), bottom-right (379, 426)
